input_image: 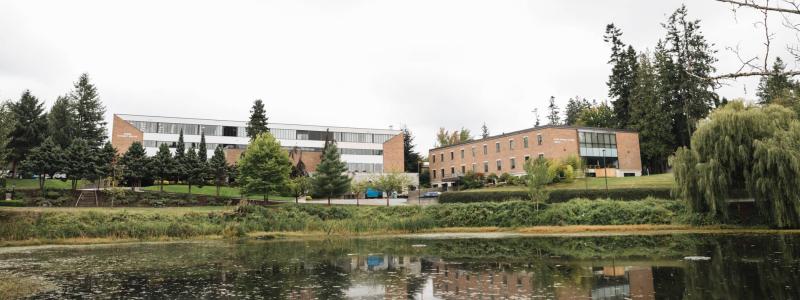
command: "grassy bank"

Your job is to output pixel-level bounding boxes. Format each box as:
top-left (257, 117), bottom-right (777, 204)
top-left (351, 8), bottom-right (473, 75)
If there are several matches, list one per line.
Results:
top-left (466, 173), bottom-right (674, 192)
top-left (3, 179), bottom-right (88, 190)
top-left (0, 198), bottom-right (698, 244)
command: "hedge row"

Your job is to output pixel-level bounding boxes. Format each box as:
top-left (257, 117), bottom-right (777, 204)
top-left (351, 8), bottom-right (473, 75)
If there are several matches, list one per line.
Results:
top-left (438, 187), bottom-right (674, 204)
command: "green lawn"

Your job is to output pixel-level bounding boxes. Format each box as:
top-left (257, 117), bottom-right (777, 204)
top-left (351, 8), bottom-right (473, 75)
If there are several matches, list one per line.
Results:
top-left (464, 173), bottom-right (674, 192)
top-left (142, 184), bottom-right (295, 201)
top-left (4, 179), bottom-right (89, 190)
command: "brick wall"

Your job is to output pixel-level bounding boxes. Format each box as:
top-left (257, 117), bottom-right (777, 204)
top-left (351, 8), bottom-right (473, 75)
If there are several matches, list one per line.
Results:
top-left (616, 131), bottom-right (642, 172)
top-left (111, 115), bottom-right (143, 154)
top-left (382, 133), bottom-right (405, 172)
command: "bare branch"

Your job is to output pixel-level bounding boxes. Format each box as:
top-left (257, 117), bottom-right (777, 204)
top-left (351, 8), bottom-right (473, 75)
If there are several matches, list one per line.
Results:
top-left (710, 70), bottom-right (800, 79)
top-left (717, 0), bottom-right (800, 14)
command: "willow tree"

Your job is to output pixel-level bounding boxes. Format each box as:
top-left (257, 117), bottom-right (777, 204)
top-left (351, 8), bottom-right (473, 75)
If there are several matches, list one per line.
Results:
top-left (672, 101), bottom-right (800, 227)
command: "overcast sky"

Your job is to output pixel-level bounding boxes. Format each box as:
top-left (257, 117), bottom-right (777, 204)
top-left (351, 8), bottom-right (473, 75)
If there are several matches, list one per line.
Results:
top-left (0, 0), bottom-right (795, 153)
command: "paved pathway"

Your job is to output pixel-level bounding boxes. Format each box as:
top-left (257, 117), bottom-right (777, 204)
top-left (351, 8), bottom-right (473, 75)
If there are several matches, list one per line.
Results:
top-left (302, 198), bottom-right (411, 206)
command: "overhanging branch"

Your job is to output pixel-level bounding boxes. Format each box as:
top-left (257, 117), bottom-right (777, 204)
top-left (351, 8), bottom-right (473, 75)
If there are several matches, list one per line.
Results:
top-left (716, 0), bottom-right (800, 14)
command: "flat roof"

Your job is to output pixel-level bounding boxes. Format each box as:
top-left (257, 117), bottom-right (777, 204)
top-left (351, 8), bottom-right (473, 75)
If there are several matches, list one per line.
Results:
top-left (116, 113), bottom-right (402, 135)
top-left (428, 125), bottom-right (637, 151)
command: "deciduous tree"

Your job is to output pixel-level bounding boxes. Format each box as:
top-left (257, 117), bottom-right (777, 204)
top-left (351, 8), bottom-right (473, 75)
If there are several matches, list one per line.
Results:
top-left (238, 133), bottom-right (292, 201)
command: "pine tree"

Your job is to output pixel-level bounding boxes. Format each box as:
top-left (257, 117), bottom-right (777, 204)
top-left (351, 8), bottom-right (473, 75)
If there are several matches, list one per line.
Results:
top-left (20, 138), bottom-right (64, 194)
top-left (64, 138), bottom-right (95, 191)
top-left (8, 90), bottom-right (48, 175)
top-left (174, 129), bottom-right (186, 182)
top-left (662, 5), bottom-right (717, 147)
top-left (48, 96), bottom-right (77, 149)
top-left (546, 96), bottom-right (561, 125)
top-left (238, 133), bottom-right (292, 201)
top-left (564, 96), bottom-right (591, 125)
top-left (246, 99), bottom-right (269, 139)
top-left (480, 123), bottom-right (490, 139)
top-left (198, 132), bottom-right (208, 162)
top-left (604, 24), bottom-right (639, 129)
top-left (96, 142), bottom-right (117, 188)
top-left (630, 53), bottom-right (674, 173)
top-left (120, 142), bottom-right (149, 190)
top-left (209, 145), bottom-right (229, 197)
top-left (70, 73), bottom-right (107, 148)
top-left (757, 57), bottom-right (798, 105)
top-left (312, 142), bottom-right (351, 205)
top-left (401, 126), bottom-right (420, 172)
top-left (0, 101), bottom-right (15, 167)
top-left (185, 146), bottom-right (207, 196)
top-left (150, 143), bottom-right (175, 194)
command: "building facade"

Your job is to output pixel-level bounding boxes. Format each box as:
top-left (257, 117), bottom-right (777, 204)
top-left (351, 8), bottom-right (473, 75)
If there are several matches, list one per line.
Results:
top-left (112, 114), bottom-right (405, 173)
top-left (428, 126), bottom-right (642, 188)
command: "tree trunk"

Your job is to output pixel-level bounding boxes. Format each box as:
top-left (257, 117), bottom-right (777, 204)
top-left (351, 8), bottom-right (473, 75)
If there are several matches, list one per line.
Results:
top-left (188, 184), bottom-right (192, 197)
top-left (328, 193), bottom-right (331, 206)
top-left (39, 175), bottom-right (45, 196)
top-left (216, 180), bottom-right (220, 197)
top-left (160, 179), bottom-right (164, 194)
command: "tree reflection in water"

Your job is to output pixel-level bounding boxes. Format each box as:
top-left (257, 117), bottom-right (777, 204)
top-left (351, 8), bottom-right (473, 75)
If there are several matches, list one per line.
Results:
top-left (1, 234), bottom-right (799, 299)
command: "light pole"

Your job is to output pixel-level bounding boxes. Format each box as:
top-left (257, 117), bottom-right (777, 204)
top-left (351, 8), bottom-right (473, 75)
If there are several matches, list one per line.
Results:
top-left (602, 149), bottom-right (608, 199)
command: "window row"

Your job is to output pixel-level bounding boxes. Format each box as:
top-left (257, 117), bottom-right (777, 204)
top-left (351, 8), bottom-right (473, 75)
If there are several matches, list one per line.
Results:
top-left (579, 132), bottom-right (617, 149)
top-left (346, 163), bottom-right (384, 173)
top-left (142, 141), bottom-right (382, 156)
top-left (432, 156), bottom-right (546, 179)
top-left (431, 134), bottom-right (543, 164)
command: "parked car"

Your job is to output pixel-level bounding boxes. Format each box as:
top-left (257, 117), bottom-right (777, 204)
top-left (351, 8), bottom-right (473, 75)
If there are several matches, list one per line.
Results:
top-left (421, 191), bottom-right (441, 198)
top-left (365, 188), bottom-right (383, 199)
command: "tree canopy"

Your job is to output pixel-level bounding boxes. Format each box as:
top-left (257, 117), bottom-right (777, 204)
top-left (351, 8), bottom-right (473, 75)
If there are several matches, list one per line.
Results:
top-left (312, 142), bottom-right (351, 204)
top-left (238, 132), bottom-right (292, 200)
top-left (246, 99), bottom-right (269, 139)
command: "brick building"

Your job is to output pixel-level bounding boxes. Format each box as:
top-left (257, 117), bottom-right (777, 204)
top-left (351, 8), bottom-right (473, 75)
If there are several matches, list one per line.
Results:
top-left (428, 125), bottom-right (642, 188)
top-left (112, 114), bottom-right (405, 173)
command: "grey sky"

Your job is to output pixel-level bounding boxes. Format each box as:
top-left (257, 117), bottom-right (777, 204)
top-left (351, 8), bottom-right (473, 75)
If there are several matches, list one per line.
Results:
top-left (0, 0), bottom-right (792, 153)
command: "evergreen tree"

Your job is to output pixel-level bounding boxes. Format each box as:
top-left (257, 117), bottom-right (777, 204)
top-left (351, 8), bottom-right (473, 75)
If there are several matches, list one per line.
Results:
top-left (209, 145), bottom-right (229, 197)
top-left (198, 132), bottom-right (208, 162)
top-left (20, 138), bottom-right (64, 194)
top-left (8, 90), bottom-right (48, 175)
top-left (149, 143), bottom-right (175, 194)
top-left (546, 96), bottom-right (561, 125)
top-left (401, 126), bottom-right (420, 172)
top-left (480, 123), bottom-right (490, 139)
top-left (63, 138), bottom-right (95, 191)
top-left (47, 95), bottom-right (77, 149)
top-left (96, 142), bottom-right (117, 188)
top-left (119, 142), bottom-right (149, 190)
top-left (630, 53), bottom-right (674, 173)
top-left (757, 57), bottom-right (798, 105)
top-left (237, 133), bottom-right (292, 201)
top-left (564, 96), bottom-right (591, 125)
top-left (604, 24), bottom-right (639, 128)
top-left (246, 99), bottom-right (269, 139)
top-left (312, 142), bottom-right (351, 205)
top-left (185, 146), bottom-right (205, 196)
top-left (0, 101), bottom-right (15, 167)
top-left (661, 5), bottom-right (717, 147)
top-left (174, 129), bottom-right (186, 182)
top-left (70, 73), bottom-right (107, 148)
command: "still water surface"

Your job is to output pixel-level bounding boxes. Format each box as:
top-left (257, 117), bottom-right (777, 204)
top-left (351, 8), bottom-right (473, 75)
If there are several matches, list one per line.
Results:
top-left (2, 234), bottom-right (800, 299)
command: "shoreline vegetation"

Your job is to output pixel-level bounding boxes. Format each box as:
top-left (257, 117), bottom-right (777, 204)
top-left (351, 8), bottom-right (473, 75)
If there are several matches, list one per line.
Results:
top-left (0, 198), bottom-right (787, 247)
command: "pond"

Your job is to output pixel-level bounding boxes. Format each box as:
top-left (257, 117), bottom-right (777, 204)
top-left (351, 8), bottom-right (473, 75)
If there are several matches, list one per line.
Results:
top-left (1, 233), bottom-right (799, 299)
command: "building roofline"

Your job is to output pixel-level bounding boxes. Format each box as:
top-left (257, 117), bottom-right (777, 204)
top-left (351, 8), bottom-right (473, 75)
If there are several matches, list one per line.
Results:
top-left (114, 113), bottom-right (402, 134)
top-left (428, 125), bottom-right (638, 151)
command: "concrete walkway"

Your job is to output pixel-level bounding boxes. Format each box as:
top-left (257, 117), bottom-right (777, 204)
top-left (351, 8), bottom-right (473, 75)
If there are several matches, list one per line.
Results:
top-left (301, 198), bottom-right (410, 206)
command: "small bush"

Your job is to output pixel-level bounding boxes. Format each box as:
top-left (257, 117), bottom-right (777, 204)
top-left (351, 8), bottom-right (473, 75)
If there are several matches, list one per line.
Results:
top-left (0, 200), bottom-right (24, 207)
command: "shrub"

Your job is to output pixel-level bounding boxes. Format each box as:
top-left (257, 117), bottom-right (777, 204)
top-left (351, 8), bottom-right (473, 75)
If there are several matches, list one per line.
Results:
top-left (0, 200), bottom-right (24, 207)
top-left (439, 187), bottom-right (673, 203)
top-left (539, 198), bottom-right (678, 225)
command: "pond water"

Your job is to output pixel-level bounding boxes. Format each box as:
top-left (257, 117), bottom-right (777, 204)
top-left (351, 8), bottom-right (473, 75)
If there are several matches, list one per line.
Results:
top-left (2, 234), bottom-right (800, 299)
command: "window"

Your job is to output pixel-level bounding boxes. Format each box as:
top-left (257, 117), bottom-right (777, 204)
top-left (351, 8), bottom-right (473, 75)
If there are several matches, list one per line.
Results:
top-left (432, 155), bottom-right (436, 163)
top-left (471, 147), bottom-right (476, 157)
top-left (509, 139), bottom-right (515, 150)
top-left (450, 167), bottom-right (455, 176)
top-left (223, 126), bottom-right (238, 137)
top-left (510, 158), bottom-right (516, 170)
top-left (524, 155), bottom-right (530, 162)
top-left (472, 163), bottom-right (476, 173)
top-left (483, 145), bottom-right (488, 155)
top-left (496, 160), bottom-right (502, 171)
top-left (495, 142), bottom-right (500, 153)
top-left (578, 132), bottom-right (618, 149)
top-left (537, 134), bottom-right (543, 145)
top-left (450, 151), bottom-right (454, 160)
top-left (461, 165), bottom-right (466, 174)
top-left (483, 161), bottom-right (489, 173)
top-left (523, 136), bottom-right (529, 148)
top-left (538, 153), bottom-right (544, 159)
top-left (432, 169), bottom-right (437, 179)
top-left (440, 153), bottom-right (444, 162)
top-left (440, 169), bottom-right (445, 178)
top-left (460, 149), bottom-right (464, 159)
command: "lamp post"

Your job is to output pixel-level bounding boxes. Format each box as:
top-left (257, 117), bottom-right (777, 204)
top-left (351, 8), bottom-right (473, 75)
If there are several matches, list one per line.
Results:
top-left (418, 161), bottom-right (423, 205)
top-left (602, 149), bottom-right (608, 199)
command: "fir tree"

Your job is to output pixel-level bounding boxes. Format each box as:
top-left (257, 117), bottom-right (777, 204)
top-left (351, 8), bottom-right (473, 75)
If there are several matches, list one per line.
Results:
top-left (119, 142), bottom-right (149, 190)
top-left (604, 24), bottom-right (638, 129)
top-left (96, 142), bottom-right (117, 188)
top-left (480, 123), bottom-right (490, 139)
top-left (70, 73), bottom-right (107, 148)
top-left (174, 129), bottom-right (186, 182)
top-left (20, 138), bottom-right (64, 194)
top-left (8, 90), bottom-right (48, 175)
top-left (757, 57), bottom-right (798, 105)
top-left (198, 132), bottom-right (208, 162)
top-left (401, 126), bottom-right (420, 172)
top-left (209, 145), bottom-right (229, 197)
top-left (184, 146), bottom-right (206, 196)
top-left (47, 96), bottom-right (77, 149)
top-left (564, 96), bottom-right (591, 126)
top-left (64, 138), bottom-right (95, 191)
top-left (629, 53), bottom-right (674, 173)
top-left (312, 141), bottom-right (351, 205)
top-left (0, 101), bottom-right (15, 167)
top-left (246, 99), bottom-right (269, 139)
top-left (150, 143), bottom-right (175, 194)
top-left (237, 133), bottom-right (292, 201)
top-left (546, 96), bottom-right (561, 125)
